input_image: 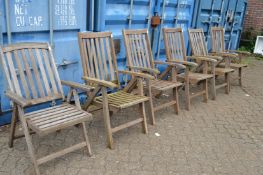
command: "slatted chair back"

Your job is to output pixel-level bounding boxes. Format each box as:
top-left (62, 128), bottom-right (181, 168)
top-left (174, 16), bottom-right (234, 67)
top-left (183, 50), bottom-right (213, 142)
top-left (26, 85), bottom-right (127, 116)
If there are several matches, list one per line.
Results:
top-left (0, 43), bottom-right (64, 103)
top-left (122, 29), bottom-right (155, 70)
top-left (188, 29), bottom-right (208, 56)
top-left (78, 32), bottom-right (119, 87)
top-left (163, 28), bottom-right (188, 61)
top-left (211, 27), bottom-right (225, 53)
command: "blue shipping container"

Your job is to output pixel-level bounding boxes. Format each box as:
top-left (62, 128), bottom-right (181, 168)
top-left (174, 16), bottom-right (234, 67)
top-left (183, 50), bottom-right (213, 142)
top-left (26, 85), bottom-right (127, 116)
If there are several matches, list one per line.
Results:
top-left (0, 0), bottom-right (247, 126)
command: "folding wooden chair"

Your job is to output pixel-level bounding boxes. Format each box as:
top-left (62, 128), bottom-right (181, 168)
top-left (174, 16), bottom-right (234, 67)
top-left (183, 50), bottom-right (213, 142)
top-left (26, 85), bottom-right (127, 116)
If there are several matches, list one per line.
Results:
top-left (0, 43), bottom-right (93, 175)
top-left (122, 29), bottom-right (183, 125)
top-left (211, 27), bottom-right (249, 86)
top-left (163, 28), bottom-right (215, 110)
top-left (188, 29), bottom-right (235, 97)
top-left (78, 32), bottom-right (153, 149)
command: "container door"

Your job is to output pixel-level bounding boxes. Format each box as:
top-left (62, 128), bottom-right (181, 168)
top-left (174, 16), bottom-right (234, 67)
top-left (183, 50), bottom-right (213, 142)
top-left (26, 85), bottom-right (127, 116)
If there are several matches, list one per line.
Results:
top-left (0, 0), bottom-right (89, 126)
top-left (191, 0), bottom-right (226, 51)
top-left (192, 0), bottom-right (247, 51)
top-left (224, 0), bottom-right (247, 50)
top-left (93, 0), bottom-right (154, 71)
top-left (152, 0), bottom-right (195, 68)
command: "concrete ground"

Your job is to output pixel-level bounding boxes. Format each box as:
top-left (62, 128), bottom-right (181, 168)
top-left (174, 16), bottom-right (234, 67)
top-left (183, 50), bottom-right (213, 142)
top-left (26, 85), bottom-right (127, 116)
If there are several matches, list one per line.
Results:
top-left (0, 58), bottom-right (263, 175)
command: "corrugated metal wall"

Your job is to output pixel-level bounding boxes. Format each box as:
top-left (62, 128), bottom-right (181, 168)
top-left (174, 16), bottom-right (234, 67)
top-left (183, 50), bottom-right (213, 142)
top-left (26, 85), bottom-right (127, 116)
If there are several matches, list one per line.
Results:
top-left (0, 0), bottom-right (247, 126)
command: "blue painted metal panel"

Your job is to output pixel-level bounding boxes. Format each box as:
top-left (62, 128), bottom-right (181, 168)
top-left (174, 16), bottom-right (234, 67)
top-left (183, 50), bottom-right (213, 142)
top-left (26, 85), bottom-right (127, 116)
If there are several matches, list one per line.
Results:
top-left (93, 0), bottom-right (154, 73)
top-left (93, 0), bottom-right (195, 74)
top-left (192, 0), bottom-right (247, 52)
top-left (152, 0), bottom-right (195, 63)
top-left (0, 0), bottom-right (89, 126)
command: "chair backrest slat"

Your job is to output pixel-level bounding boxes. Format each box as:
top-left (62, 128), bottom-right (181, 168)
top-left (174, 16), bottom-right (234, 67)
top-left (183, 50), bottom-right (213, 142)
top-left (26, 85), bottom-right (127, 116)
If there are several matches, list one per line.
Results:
top-left (35, 48), bottom-right (51, 96)
top-left (78, 32), bottom-right (119, 86)
top-left (129, 35), bottom-right (139, 66)
top-left (13, 50), bottom-right (30, 98)
top-left (5, 51), bottom-right (22, 96)
top-left (188, 29), bottom-right (208, 56)
top-left (100, 38), bottom-right (109, 80)
top-left (123, 29), bottom-right (154, 69)
top-left (21, 49), bottom-right (38, 98)
top-left (211, 27), bottom-right (225, 53)
top-left (48, 47), bottom-right (64, 97)
top-left (42, 49), bottom-right (58, 95)
top-left (163, 28), bottom-right (187, 61)
top-left (0, 43), bottom-right (64, 102)
top-left (105, 36), bottom-right (115, 80)
top-left (85, 39), bottom-right (94, 78)
top-left (95, 38), bottom-right (105, 80)
top-left (28, 48), bottom-right (46, 97)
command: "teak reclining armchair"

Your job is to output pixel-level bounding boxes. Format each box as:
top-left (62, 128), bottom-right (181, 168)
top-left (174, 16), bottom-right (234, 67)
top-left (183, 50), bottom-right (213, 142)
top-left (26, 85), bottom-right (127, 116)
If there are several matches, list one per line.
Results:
top-left (211, 27), bottom-right (249, 86)
top-left (122, 29), bottom-right (183, 125)
top-left (0, 43), bottom-right (93, 175)
top-left (163, 28), bottom-right (215, 110)
top-left (188, 29), bottom-right (235, 97)
top-left (78, 32), bottom-right (152, 149)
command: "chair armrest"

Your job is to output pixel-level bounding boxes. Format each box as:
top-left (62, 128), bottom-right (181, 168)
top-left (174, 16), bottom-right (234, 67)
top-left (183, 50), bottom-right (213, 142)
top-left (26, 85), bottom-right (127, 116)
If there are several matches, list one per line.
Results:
top-left (61, 80), bottom-right (94, 92)
top-left (82, 76), bottom-right (118, 89)
top-left (210, 52), bottom-right (238, 58)
top-left (226, 50), bottom-right (251, 55)
top-left (127, 66), bottom-right (160, 75)
top-left (154, 60), bottom-right (186, 69)
top-left (204, 55), bottom-right (223, 61)
top-left (5, 91), bottom-right (29, 107)
top-left (188, 56), bottom-right (218, 63)
top-left (167, 60), bottom-right (198, 67)
top-left (118, 70), bottom-right (155, 80)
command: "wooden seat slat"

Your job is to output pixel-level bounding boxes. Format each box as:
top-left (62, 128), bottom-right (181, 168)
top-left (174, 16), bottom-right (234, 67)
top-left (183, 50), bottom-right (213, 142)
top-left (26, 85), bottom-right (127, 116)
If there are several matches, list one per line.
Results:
top-left (29, 107), bottom-right (78, 123)
top-left (150, 80), bottom-right (182, 91)
top-left (39, 114), bottom-right (88, 130)
top-left (95, 91), bottom-right (148, 109)
top-left (34, 111), bottom-right (84, 126)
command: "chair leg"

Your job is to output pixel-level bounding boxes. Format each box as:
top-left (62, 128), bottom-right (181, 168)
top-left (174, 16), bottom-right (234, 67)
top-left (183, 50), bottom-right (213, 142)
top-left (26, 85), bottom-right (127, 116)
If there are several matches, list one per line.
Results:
top-left (146, 82), bottom-right (155, 125)
top-left (203, 79), bottom-right (208, 103)
top-left (139, 102), bottom-right (148, 134)
top-left (81, 122), bottom-right (92, 156)
top-left (9, 104), bottom-right (18, 148)
top-left (225, 73), bottom-right (230, 94)
top-left (210, 76), bottom-right (216, 100)
top-left (102, 87), bottom-right (114, 149)
top-left (239, 67), bottom-right (242, 86)
top-left (148, 93), bottom-right (155, 125)
top-left (185, 82), bottom-right (190, 111)
top-left (17, 107), bottom-right (40, 175)
top-left (173, 87), bottom-right (179, 114)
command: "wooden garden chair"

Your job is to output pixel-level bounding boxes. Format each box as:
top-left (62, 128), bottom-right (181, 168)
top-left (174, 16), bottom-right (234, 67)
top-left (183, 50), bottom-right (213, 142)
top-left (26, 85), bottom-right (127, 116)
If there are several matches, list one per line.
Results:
top-left (78, 31), bottom-right (153, 149)
top-left (122, 29), bottom-right (183, 125)
top-left (188, 29), bottom-right (235, 97)
top-left (163, 28), bottom-right (216, 110)
top-left (0, 43), bottom-right (93, 175)
top-left (211, 27), bottom-right (249, 86)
